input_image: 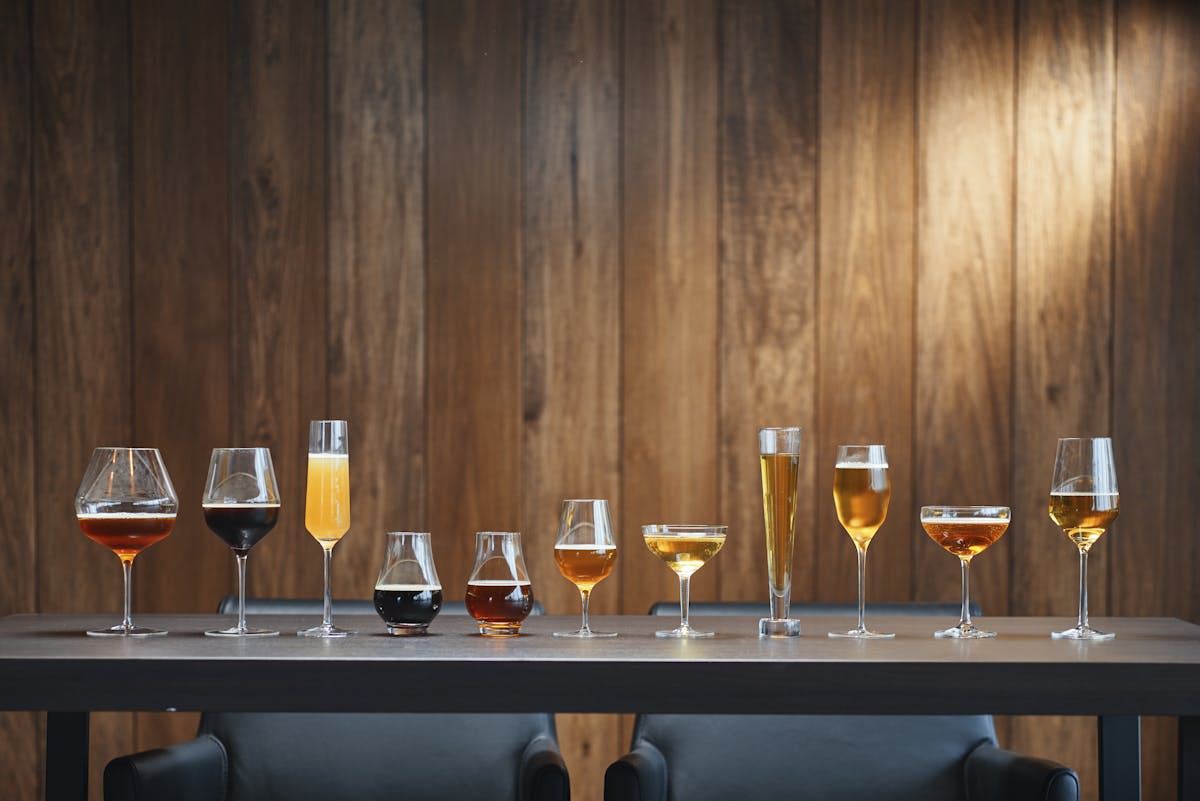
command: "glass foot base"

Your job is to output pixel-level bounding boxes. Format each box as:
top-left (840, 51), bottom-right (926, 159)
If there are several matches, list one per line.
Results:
top-left (206, 627), bottom-right (279, 637)
top-left (386, 624), bottom-right (430, 636)
top-left (829, 628), bottom-right (894, 639)
top-left (656, 627), bottom-right (713, 639)
top-left (935, 623), bottom-right (995, 639)
top-left (86, 625), bottom-right (166, 637)
top-left (554, 629), bottom-right (618, 638)
top-left (297, 624), bottom-right (355, 638)
top-left (759, 618), bottom-right (802, 637)
top-left (477, 624), bottom-right (522, 637)
top-left (1052, 625), bottom-right (1114, 641)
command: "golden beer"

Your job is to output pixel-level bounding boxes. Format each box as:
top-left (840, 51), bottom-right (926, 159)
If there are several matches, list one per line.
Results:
top-left (833, 464), bottom-right (890, 547)
top-left (922, 518), bottom-right (1008, 558)
top-left (1049, 492), bottom-right (1119, 550)
top-left (643, 533), bottom-right (726, 577)
top-left (305, 453), bottom-right (350, 545)
top-left (554, 544), bottom-right (617, 591)
top-left (760, 453), bottom-right (800, 593)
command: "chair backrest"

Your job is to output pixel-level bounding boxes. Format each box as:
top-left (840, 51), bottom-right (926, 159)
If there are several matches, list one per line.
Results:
top-left (219, 595), bottom-right (546, 616)
top-left (647, 600), bottom-right (981, 617)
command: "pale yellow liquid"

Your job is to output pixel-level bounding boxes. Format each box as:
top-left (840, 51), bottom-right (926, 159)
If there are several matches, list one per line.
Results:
top-left (643, 534), bottom-right (726, 577)
top-left (1050, 492), bottom-right (1119, 551)
top-left (760, 454), bottom-right (800, 593)
top-left (833, 464), bottom-right (890, 547)
top-left (305, 454), bottom-right (350, 546)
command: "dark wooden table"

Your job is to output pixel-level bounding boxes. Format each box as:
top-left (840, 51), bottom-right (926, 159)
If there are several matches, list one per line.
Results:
top-left (2, 613), bottom-right (1197, 800)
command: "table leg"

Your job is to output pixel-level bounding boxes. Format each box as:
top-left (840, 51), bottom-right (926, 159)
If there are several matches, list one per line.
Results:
top-left (1180, 716), bottom-right (1199, 801)
top-left (1099, 715), bottom-right (1140, 801)
top-left (45, 711), bottom-right (88, 801)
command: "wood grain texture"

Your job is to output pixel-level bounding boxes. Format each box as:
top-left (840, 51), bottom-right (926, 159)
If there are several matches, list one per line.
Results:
top-left (1011, 1), bottom-right (1114, 797)
top-left (817, 0), bottom-right (916, 605)
top-left (229, 0), bottom-right (328, 599)
top-left (522, 2), bottom-right (622, 796)
top-left (427, 0), bottom-right (523, 594)
top-left (717, 0), bottom-right (818, 606)
top-left (1113, 1), bottom-right (1200, 796)
top-left (622, 0), bottom-right (719, 616)
top-left (328, 0), bottom-right (426, 597)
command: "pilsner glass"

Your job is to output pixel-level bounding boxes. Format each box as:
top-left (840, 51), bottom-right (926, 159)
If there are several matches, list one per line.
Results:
top-left (758, 427), bottom-right (803, 637)
top-left (465, 532), bottom-right (534, 637)
top-left (921, 506), bottom-right (1009, 639)
top-left (202, 447), bottom-right (281, 637)
top-left (76, 447), bottom-right (178, 637)
top-left (298, 420), bottom-right (354, 638)
top-left (553, 500), bottom-right (617, 638)
top-left (374, 532), bottom-right (442, 635)
top-left (643, 524), bottom-right (727, 638)
top-left (829, 445), bottom-right (893, 639)
top-left (1049, 437), bottom-right (1119, 641)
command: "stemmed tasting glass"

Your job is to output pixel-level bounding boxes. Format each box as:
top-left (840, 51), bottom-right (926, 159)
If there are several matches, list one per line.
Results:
top-left (202, 448), bottom-right (280, 637)
top-left (758, 428), bottom-right (803, 637)
top-left (553, 499), bottom-right (618, 638)
top-left (643, 524), bottom-right (727, 638)
top-left (1049, 437), bottom-right (1119, 640)
top-left (921, 506), bottom-right (1009, 638)
top-left (75, 447), bottom-right (177, 637)
top-left (374, 532), bottom-right (442, 635)
top-left (465, 532), bottom-right (534, 637)
top-left (829, 445), bottom-right (893, 639)
top-left (298, 420), bottom-right (354, 638)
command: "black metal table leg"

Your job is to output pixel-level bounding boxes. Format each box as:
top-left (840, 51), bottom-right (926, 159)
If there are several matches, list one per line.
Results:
top-left (1181, 716), bottom-right (1199, 801)
top-left (1099, 715), bottom-right (1141, 801)
top-left (45, 711), bottom-right (88, 801)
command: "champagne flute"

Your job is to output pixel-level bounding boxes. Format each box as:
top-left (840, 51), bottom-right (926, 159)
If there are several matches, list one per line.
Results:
top-left (554, 499), bottom-right (618, 638)
top-left (921, 506), bottom-right (1009, 638)
top-left (643, 524), bottom-right (727, 638)
top-left (1049, 437), bottom-right (1119, 640)
top-left (758, 427), bottom-right (803, 637)
top-left (299, 420), bottom-right (354, 638)
top-left (829, 444), bottom-right (893, 639)
top-left (75, 447), bottom-right (177, 637)
top-left (202, 447), bottom-right (280, 637)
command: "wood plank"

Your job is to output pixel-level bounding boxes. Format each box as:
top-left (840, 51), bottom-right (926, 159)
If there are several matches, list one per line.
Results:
top-left (327, 0), bottom-right (426, 598)
top-left (716, 0), bottom-right (818, 607)
top-left (0, 1), bottom-right (40, 797)
top-left (817, 0), bottom-right (916, 605)
top-left (33, 0), bottom-right (135, 795)
top-left (1011, 1), bottom-right (1114, 797)
top-left (1112, 1), bottom-right (1200, 797)
top-left (522, 1), bottom-right (622, 797)
top-left (229, 0), bottom-right (328, 599)
top-left (426, 0), bottom-right (523, 594)
top-left (622, 0), bottom-right (719, 617)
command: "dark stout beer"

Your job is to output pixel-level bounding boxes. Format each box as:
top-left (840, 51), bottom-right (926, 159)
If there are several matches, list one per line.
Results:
top-left (374, 584), bottom-right (443, 634)
top-left (203, 504), bottom-right (280, 553)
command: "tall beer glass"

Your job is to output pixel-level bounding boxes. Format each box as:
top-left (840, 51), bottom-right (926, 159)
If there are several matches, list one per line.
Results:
top-left (758, 427), bottom-right (802, 637)
top-left (829, 444), bottom-right (892, 639)
top-left (299, 420), bottom-right (354, 638)
top-left (1049, 437), bottom-right (1119, 640)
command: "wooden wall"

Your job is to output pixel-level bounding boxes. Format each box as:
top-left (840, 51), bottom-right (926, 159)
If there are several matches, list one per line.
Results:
top-left (1, 1), bottom-right (1197, 799)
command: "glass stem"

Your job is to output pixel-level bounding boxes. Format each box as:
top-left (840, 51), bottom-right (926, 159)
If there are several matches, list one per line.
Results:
top-left (679, 575), bottom-right (691, 631)
top-left (959, 557), bottom-right (973, 628)
top-left (322, 546), bottom-right (334, 628)
top-left (855, 544), bottom-right (868, 631)
top-left (579, 588), bottom-right (592, 633)
top-left (121, 558), bottom-right (134, 631)
top-left (235, 553), bottom-right (248, 632)
top-left (1077, 548), bottom-right (1089, 630)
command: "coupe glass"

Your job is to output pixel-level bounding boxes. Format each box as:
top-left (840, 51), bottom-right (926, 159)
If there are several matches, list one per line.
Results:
top-left (642, 524), bottom-right (727, 638)
top-left (921, 506), bottom-right (1009, 639)
top-left (554, 499), bottom-right (617, 638)
top-left (829, 444), bottom-right (893, 639)
top-left (298, 420), bottom-right (354, 637)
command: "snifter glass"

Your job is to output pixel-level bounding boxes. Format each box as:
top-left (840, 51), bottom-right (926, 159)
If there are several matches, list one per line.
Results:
top-left (75, 447), bottom-right (178, 637)
top-left (643, 524), bottom-right (728, 638)
top-left (921, 506), bottom-right (1010, 639)
top-left (758, 428), bottom-right (803, 637)
top-left (299, 420), bottom-right (354, 638)
top-left (374, 532), bottom-right (442, 636)
top-left (553, 499), bottom-right (617, 638)
top-left (466, 532), bottom-right (534, 637)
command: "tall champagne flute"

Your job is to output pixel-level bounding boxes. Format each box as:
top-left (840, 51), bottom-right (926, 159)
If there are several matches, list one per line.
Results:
top-left (758, 428), bottom-right (803, 637)
top-left (202, 448), bottom-right (280, 637)
top-left (921, 506), bottom-right (1009, 638)
top-left (829, 445), bottom-right (892, 639)
top-left (1049, 437), bottom-right (1119, 640)
top-left (643, 524), bottom-right (727, 638)
top-left (75, 447), bottom-right (177, 637)
top-left (299, 420), bottom-right (354, 638)
top-left (554, 499), bottom-right (618, 638)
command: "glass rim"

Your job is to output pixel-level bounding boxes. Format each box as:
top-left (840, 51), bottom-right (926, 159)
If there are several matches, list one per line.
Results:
top-left (758, 426), bottom-right (802, 433)
top-left (836, 443), bottom-right (887, 449)
top-left (210, 446), bottom-right (272, 454)
top-left (920, 505), bottom-right (1010, 516)
top-left (561, 498), bottom-right (609, 504)
top-left (93, 446), bottom-right (163, 453)
top-left (641, 523), bottom-right (728, 535)
top-left (476, 530), bottom-right (520, 537)
top-left (386, 530), bottom-right (431, 537)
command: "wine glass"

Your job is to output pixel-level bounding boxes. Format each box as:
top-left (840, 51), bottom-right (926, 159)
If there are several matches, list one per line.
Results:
top-left (553, 499), bottom-right (618, 638)
top-left (374, 532), bottom-right (442, 635)
top-left (298, 420), bottom-right (354, 638)
top-left (202, 447), bottom-right (280, 637)
top-left (1049, 437), bottom-right (1119, 640)
top-left (829, 444), bottom-right (893, 639)
top-left (642, 524), bottom-right (727, 638)
top-left (75, 447), bottom-right (178, 637)
top-left (921, 506), bottom-right (1009, 638)
top-left (465, 532), bottom-right (534, 637)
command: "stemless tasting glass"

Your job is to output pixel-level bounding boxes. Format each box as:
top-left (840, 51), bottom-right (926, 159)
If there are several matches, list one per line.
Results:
top-left (374, 532), bottom-right (442, 636)
top-left (643, 524), bottom-right (728, 638)
top-left (202, 448), bottom-right (280, 637)
top-left (829, 445), bottom-right (893, 639)
top-left (465, 532), bottom-right (534, 637)
top-left (75, 447), bottom-right (178, 637)
top-left (1049, 437), bottom-right (1119, 641)
top-left (299, 420), bottom-right (354, 638)
top-left (758, 428), bottom-right (803, 637)
top-left (921, 506), bottom-right (1010, 639)
top-left (554, 499), bottom-right (618, 638)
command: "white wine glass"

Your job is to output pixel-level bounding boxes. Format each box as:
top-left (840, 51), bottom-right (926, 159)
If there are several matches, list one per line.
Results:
top-left (554, 500), bottom-right (617, 638)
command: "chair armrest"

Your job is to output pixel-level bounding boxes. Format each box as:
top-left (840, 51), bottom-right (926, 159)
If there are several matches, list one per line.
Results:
top-left (104, 734), bottom-right (227, 801)
top-left (965, 742), bottom-right (1080, 801)
top-left (605, 740), bottom-right (668, 801)
top-left (519, 733), bottom-right (569, 801)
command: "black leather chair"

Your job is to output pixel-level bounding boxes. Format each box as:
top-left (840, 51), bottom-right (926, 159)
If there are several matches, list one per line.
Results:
top-left (104, 597), bottom-right (567, 801)
top-left (604, 602), bottom-right (1079, 801)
